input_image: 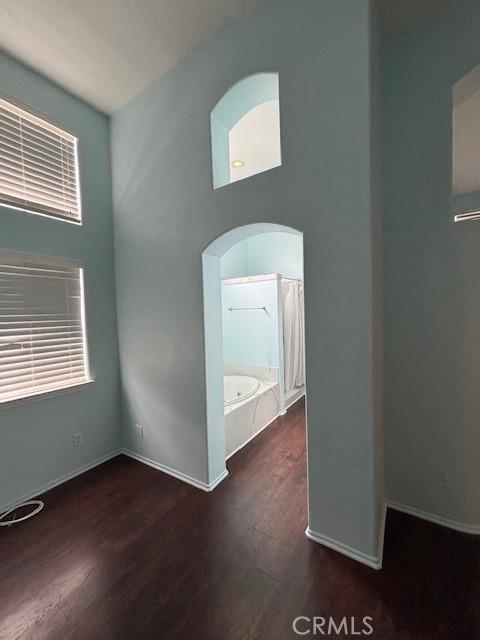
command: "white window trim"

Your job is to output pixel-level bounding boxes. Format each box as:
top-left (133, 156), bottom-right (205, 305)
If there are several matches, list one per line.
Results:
top-left (0, 92), bottom-right (83, 225)
top-left (0, 200), bottom-right (83, 225)
top-left (0, 378), bottom-right (94, 409)
top-left (0, 249), bottom-right (94, 405)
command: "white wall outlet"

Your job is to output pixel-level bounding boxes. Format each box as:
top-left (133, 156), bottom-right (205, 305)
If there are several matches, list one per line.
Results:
top-left (134, 424), bottom-right (144, 439)
top-left (73, 432), bottom-right (84, 447)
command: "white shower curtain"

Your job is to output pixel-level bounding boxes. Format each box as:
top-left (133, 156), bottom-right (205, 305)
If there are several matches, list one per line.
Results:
top-left (281, 280), bottom-right (305, 393)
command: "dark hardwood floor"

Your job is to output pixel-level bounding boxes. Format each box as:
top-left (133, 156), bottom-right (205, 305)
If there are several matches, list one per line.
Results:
top-left (1, 399), bottom-right (479, 639)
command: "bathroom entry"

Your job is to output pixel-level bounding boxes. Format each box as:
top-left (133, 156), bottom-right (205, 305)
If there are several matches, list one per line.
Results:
top-left (222, 272), bottom-right (305, 459)
top-left (202, 224), bottom-right (306, 484)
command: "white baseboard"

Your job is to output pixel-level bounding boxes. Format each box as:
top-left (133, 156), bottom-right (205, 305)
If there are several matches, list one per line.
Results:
top-left (122, 449), bottom-right (228, 492)
top-left (207, 469), bottom-right (229, 491)
top-left (387, 499), bottom-right (480, 535)
top-left (0, 449), bottom-right (122, 514)
top-left (305, 527), bottom-right (382, 570)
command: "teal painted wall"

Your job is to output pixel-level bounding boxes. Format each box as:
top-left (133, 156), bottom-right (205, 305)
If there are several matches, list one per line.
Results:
top-left (112, 0), bottom-right (384, 562)
top-left (221, 231), bottom-right (303, 280)
top-left (222, 279), bottom-right (279, 367)
top-left (381, 0), bottom-right (480, 527)
top-left (0, 52), bottom-right (120, 510)
top-left (220, 231), bottom-right (302, 370)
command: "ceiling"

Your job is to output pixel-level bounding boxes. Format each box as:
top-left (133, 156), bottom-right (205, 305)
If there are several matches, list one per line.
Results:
top-left (0, 0), bottom-right (454, 116)
top-left (0, 0), bottom-right (252, 114)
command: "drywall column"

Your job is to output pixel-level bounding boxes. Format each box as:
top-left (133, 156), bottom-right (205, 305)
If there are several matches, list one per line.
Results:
top-left (202, 253), bottom-right (228, 487)
top-left (112, 0), bottom-right (384, 567)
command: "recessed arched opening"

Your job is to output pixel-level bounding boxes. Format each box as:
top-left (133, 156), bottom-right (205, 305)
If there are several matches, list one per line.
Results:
top-left (202, 223), bottom-right (307, 498)
top-left (452, 63), bottom-right (480, 221)
top-left (210, 73), bottom-right (281, 189)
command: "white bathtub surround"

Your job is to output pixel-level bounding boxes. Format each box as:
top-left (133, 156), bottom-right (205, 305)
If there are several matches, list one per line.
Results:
top-left (224, 362), bottom-right (278, 383)
top-left (225, 380), bottom-right (279, 459)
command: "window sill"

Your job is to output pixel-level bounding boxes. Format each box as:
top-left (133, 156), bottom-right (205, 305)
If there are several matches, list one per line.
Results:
top-left (0, 379), bottom-right (95, 409)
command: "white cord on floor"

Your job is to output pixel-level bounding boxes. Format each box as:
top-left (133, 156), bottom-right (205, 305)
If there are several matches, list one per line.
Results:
top-left (0, 500), bottom-right (44, 526)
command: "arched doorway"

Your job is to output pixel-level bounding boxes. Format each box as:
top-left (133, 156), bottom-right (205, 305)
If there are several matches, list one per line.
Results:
top-left (202, 222), bottom-right (306, 489)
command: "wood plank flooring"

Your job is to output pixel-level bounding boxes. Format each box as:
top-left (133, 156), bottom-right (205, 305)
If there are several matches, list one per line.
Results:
top-left (1, 399), bottom-right (479, 639)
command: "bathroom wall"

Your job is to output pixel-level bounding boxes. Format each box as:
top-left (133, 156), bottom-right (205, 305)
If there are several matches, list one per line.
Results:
top-left (381, 0), bottom-right (480, 528)
top-left (220, 240), bottom-right (249, 279)
top-left (222, 277), bottom-right (279, 368)
top-left (221, 231), bottom-right (303, 280)
top-left (112, 0), bottom-right (384, 564)
top-left (0, 52), bottom-right (120, 510)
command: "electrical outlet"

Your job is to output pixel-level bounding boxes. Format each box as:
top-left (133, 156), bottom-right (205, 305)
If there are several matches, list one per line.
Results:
top-left (134, 424), bottom-right (144, 439)
top-left (73, 432), bottom-right (84, 447)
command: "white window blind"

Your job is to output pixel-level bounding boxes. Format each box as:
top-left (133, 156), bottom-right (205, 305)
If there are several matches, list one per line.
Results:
top-left (0, 96), bottom-right (81, 223)
top-left (0, 250), bottom-right (90, 403)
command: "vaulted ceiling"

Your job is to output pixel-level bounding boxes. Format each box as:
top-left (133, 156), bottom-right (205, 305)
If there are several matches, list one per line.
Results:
top-left (0, 0), bottom-right (454, 116)
top-left (0, 0), bottom-right (252, 114)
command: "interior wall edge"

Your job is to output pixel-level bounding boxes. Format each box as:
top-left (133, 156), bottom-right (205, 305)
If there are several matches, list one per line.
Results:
top-left (369, 0), bottom-right (386, 565)
top-left (376, 500), bottom-right (387, 568)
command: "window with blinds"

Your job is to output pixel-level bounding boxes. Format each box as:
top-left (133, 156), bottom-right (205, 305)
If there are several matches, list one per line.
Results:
top-left (0, 250), bottom-right (90, 403)
top-left (0, 96), bottom-right (81, 223)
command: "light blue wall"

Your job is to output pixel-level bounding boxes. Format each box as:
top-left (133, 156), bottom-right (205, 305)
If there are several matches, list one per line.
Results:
top-left (248, 232), bottom-right (303, 279)
top-left (221, 231), bottom-right (303, 280)
top-left (0, 52), bottom-right (120, 511)
top-left (381, 0), bottom-right (480, 527)
top-left (220, 231), bottom-right (302, 371)
top-left (222, 279), bottom-right (279, 367)
top-left (220, 240), bottom-right (249, 279)
top-left (112, 0), bottom-right (384, 563)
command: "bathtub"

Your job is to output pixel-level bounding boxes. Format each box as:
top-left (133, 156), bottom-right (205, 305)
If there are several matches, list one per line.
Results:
top-left (223, 371), bottom-right (279, 460)
top-left (224, 374), bottom-right (259, 407)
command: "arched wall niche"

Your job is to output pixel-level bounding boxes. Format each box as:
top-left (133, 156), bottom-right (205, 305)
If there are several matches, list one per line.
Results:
top-left (210, 73), bottom-right (281, 189)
